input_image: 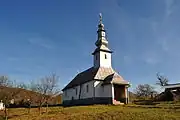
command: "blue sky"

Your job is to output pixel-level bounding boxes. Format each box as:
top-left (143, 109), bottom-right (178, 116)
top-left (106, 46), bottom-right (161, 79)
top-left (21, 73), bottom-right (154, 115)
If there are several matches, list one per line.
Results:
top-left (0, 0), bottom-right (180, 90)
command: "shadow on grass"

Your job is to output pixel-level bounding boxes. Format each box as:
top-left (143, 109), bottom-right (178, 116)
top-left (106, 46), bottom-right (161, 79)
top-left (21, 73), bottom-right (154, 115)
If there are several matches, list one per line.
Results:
top-left (133, 100), bottom-right (159, 105)
top-left (6, 112), bottom-right (29, 120)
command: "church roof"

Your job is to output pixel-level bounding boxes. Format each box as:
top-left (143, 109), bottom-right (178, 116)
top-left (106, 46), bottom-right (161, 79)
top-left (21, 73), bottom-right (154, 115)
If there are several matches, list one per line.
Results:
top-left (103, 73), bottom-right (129, 85)
top-left (62, 67), bottom-right (129, 91)
top-left (92, 45), bottom-right (113, 55)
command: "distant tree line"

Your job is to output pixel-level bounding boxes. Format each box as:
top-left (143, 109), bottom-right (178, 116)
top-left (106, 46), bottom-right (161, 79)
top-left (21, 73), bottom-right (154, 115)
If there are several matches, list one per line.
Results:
top-left (134, 73), bottom-right (169, 101)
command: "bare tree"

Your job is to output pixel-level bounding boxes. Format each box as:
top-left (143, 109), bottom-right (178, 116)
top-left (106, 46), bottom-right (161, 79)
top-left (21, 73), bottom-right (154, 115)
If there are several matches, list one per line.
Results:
top-left (30, 73), bottom-right (60, 115)
top-left (0, 76), bottom-right (23, 120)
top-left (156, 73), bottom-right (169, 87)
top-left (134, 84), bottom-right (156, 99)
top-left (0, 75), bottom-right (12, 120)
top-left (22, 81), bottom-right (36, 115)
top-left (0, 76), bottom-right (9, 87)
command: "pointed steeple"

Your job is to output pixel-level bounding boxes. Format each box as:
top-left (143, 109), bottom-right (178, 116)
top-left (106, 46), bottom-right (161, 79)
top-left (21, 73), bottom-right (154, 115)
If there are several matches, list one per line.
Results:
top-left (93, 13), bottom-right (112, 55)
top-left (92, 13), bottom-right (113, 68)
top-left (95, 13), bottom-right (108, 47)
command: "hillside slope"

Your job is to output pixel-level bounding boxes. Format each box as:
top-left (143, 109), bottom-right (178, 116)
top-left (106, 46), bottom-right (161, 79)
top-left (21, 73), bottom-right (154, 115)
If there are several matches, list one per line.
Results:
top-left (0, 86), bottom-right (62, 106)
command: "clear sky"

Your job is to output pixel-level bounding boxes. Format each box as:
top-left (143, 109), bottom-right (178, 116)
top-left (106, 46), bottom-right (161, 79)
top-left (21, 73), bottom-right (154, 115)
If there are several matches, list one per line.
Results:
top-left (0, 0), bottom-right (180, 90)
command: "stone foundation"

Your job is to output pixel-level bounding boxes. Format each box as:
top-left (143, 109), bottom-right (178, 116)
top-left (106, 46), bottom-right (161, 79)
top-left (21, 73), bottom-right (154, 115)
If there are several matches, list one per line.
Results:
top-left (63, 97), bottom-right (113, 107)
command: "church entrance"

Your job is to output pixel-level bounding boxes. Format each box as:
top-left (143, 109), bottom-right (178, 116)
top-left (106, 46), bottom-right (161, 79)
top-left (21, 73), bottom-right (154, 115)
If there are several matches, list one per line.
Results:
top-left (114, 84), bottom-right (127, 104)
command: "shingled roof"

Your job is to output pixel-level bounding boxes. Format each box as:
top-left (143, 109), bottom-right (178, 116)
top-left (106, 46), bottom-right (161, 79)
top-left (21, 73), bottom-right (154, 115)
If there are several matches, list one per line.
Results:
top-left (62, 67), bottom-right (129, 91)
top-left (103, 73), bottom-right (129, 85)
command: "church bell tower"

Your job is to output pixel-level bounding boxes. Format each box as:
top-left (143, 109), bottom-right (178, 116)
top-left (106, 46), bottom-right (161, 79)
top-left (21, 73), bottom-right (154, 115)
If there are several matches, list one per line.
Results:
top-left (92, 13), bottom-right (113, 68)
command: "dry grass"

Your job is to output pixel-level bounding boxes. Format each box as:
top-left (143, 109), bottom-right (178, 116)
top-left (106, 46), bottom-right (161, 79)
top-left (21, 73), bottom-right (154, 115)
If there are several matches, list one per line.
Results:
top-left (0, 103), bottom-right (180, 120)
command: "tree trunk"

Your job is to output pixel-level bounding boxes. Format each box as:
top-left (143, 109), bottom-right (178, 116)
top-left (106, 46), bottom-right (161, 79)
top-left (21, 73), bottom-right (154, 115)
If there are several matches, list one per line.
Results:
top-left (28, 105), bottom-right (31, 114)
top-left (38, 106), bottom-right (41, 115)
top-left (4, 107), bottom-right (8, 120)
top-left (46, 103), bottom-right (48, 113)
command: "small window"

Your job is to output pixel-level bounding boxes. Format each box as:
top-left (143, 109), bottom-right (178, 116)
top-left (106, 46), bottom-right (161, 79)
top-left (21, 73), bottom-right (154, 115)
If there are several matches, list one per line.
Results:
top-left (105, 54), bottom-right (107, 59)
top-left (86, 85), bottom-right (89, 93)
top-left (76, 88), bottom-right (78, 95)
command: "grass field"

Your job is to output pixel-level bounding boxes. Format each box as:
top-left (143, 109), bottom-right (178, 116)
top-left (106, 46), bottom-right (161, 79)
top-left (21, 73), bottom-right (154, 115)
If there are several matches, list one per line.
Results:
top-left (0, 103), bottom-right (180, 120)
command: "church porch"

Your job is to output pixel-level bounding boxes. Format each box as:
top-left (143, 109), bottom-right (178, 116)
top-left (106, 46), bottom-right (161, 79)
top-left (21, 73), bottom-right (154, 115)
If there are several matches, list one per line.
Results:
top-left (112, 84), bottom-right (128, 105)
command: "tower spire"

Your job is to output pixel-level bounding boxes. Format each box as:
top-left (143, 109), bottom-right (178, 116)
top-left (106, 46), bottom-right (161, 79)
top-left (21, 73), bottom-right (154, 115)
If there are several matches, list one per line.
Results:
top-left (92, 13), bottom-right (113, 68)
top-left (97, 13), bottom-right (105, 32)
top-left (95, 13), bottom-right (108, 47)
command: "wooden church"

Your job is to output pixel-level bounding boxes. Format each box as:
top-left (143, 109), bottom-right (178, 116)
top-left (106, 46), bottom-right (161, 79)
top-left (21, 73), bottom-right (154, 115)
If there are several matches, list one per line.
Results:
top-left (62, 14), bottom-right (130, 106)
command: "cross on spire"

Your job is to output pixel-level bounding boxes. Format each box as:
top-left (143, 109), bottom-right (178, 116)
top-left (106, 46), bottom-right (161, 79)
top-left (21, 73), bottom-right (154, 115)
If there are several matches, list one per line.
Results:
top-left (99, 13), bottom-right (102, 24)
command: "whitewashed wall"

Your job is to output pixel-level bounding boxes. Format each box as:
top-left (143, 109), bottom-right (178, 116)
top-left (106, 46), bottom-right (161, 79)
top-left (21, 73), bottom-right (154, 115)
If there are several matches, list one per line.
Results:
top-left (63, 81), bottom-right (94, 101)
top-left (94, 51), bottom-right (112, 68)
top-left (62, 85), bottom-right (80, 101)
top-left (103, 84), bottom-right (113, 97)
top-left (94, 81), bottom-right (112, 97)
top-left (80, 81), bottom-right (94, 99)
top-left (94, 52), bottom-right (100, 68)
top-left (99, 51), bottom-right (111, 68)
top-left (63, 80), bottom-right (113, 101)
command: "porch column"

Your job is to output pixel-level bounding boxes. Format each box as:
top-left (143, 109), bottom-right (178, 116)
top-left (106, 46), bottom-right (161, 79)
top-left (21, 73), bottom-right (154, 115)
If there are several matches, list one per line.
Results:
top-left (112, 84), bottom-right (114, 101)
top-left (125, 86), bottom-right (128, 104)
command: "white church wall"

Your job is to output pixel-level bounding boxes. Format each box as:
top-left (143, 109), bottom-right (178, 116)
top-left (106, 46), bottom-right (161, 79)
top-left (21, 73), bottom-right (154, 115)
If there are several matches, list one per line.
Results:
top-left (103, 84), bottom-right (113, 97)
top-left (94, 81), bottom-right (112, 98)
top-left (62, 85), bottom-right (81, 101)
top-left (94, 52), bottom-right (100, 68)
top-left (62, 81), bottom-right (94, 101)
top-left (80, 81), bottom-right (94, 99)
top-left (63, 80), bottom-right (113, 101)
top-left (62, 88), bottom-right (72, 101)
top-left (99, 51), bottom-right (111, 68)
top-left (94, 51), bottom-right (112, 68)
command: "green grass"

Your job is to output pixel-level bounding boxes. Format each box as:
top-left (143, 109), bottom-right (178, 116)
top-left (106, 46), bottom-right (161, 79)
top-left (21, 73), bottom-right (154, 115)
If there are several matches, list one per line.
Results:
top-left (0, 103), bottom-right (180, 120)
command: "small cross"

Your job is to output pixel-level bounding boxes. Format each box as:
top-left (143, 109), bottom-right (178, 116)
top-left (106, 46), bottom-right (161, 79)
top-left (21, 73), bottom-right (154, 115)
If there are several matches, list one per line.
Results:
top-left (99, 13), bottom-right (102, 24)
